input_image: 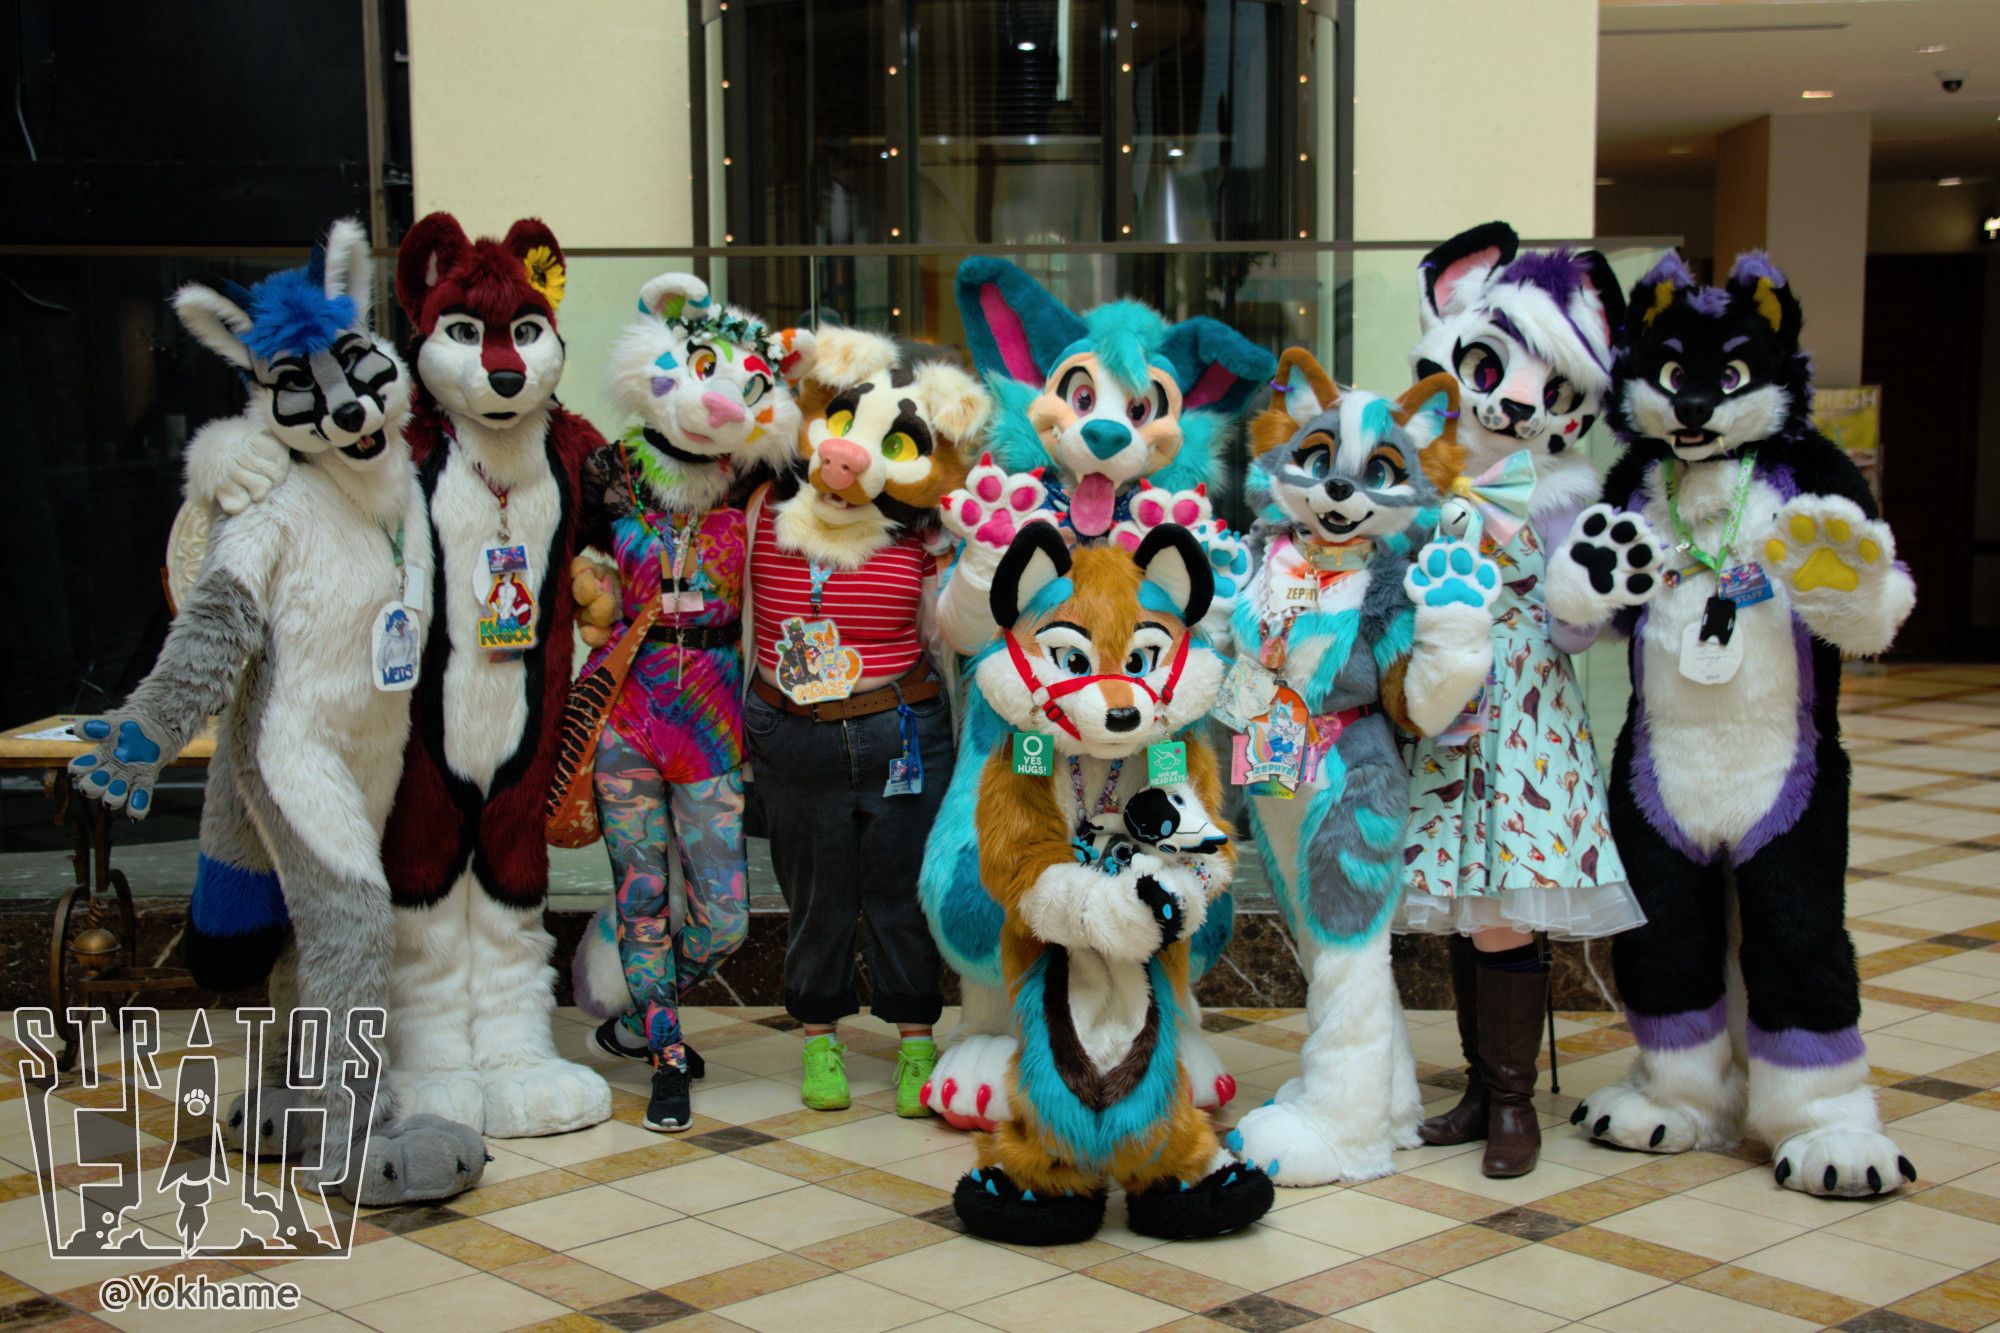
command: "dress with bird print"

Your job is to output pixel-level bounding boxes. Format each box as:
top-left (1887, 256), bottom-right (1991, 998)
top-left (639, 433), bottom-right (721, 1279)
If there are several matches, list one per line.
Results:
top-left (1395, 521), bottom-right (1640, 939)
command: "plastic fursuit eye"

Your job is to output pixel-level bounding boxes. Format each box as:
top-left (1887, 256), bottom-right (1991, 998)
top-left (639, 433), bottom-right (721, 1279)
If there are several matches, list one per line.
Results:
top-left (513, 320), bottom-right (542, 345)
top-left (1364, 451), bottom-right (1405, 489)
top-left (742, 374), bottom-right (769, 406)
top-left (1458, 343), bottom-right (1501, 393)
top-left (689, 347), bottom-right (718, 378)
top-left (826, 409), bottom-right (854, 436)
top-left (1124, 645), bottom-right (1161, 673)
top-left (1659, 361), bottom-right (1685, 392)
top-left (1297, 445), bottom-right (1331, 479)
top-left (1721, 360), bottom-right (1750, 394)
top-left (881, 431), bottom-right (918, 462)
top-left (1050, 646), bottom-right (1091, 675)
top-left (1059, 366), bottom-right (1096, 414)
top-left (1543, 376), bottom-right (1581, 415)
top-left (445, 321), bottom-right (480, 346)
top-left (1127, 382), bottom-right (1169, 426)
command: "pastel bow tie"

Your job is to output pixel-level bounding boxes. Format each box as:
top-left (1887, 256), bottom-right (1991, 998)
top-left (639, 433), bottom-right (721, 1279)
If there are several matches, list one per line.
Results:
top-left (1447, 450), bottom-right (1537, 545)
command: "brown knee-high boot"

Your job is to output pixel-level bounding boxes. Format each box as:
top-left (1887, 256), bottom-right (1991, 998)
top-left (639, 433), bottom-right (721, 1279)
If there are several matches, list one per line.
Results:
top-left (1418, 935), bottom-right (1486, 1146)
top-left (1479, 963), bottom-right (1547, 1178)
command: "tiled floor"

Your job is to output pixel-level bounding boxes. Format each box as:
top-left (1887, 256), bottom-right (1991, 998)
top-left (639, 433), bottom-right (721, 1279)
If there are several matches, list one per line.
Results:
top-left (12, 665), bottom-right (2000, 1331)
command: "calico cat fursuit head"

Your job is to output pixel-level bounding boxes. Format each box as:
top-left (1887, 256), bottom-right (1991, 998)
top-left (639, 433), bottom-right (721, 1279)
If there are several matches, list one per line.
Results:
top-left (1546, 251), bottom-right (1917, 1197)
top-left (952, 523), bottom-right (1273, 1246)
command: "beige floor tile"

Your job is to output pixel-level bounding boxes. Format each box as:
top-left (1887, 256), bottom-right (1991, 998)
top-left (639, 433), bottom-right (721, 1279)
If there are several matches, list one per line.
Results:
top-left (706, 1034), bottom-right (816, 1077)
top-left (1893, 1130), bottom-right (2000, 1184)
top-left (1407, 1148), bottom-right (1603, 1204)
top-left (787, 1114), bottom-right (965, 1167)
top-left (1862, 997), bottom-right (1941, 1031)
top-left (262, 1236), bottom-right (478, 1310)
top-left (1861, 1030), bottom-right (1987, 1075)
top-left (1853, 928), bottom-right (1923, 957)
top-left (1592, 1194), bottom-right (1806, 1262)
top-left (480, 1182), bottom-right (682, 1249)
top-left (344, 1271), bottom-right (568, 1333)
top-left (846, 1235), bottom-right (1068, 1307)
top-left (1879, 1012), bottom-right (2000, 1056)
top-left (1900, 858), bottom-right (2000, 892)
top-left (1260, 1187), bottom-right (1460, 1254)
top-left (1342, 1277), bottom-right (1565, 1332)
top-left (1822, 1196), bottom-right (2000, 1267)
top-left (97, 1277), bottom-right (331, 1333)
top-left (1441, 1240), bottom-right (1666, 1319)
top-left (1874, 963), bottom-right (2000, 1003)
top-left (568, 1217), bottom-right (778, 1287)
top-left (692, 1077), bottom-right (821, 1126)
top-left (718, 1271), bottom-right (943, 1333)
top-left (502, 1118), bottom-right (669, 1169)
top-left (1734, 1229), bottom-right (1962, 1306)
top-left (702, 1184), bottom-right (901, 1249)
top-left (876, 1142), bottom-right (981, 1192)
top-left (1931, 950), bottom-right (2000, 982)
top-left (889, 1316), bottom-right (1000, 1333)
top-left (1145, 1221), bottom-right (1356, 1288)
top-left (962, 1270), bottom-right (1185, 1333)
top-left (1864, 891), bottom-right (2000, 930)
top-left (1683, 1162), bottom-right (1893, 1226)
top-left (606, 1152), bottom-right (806, 1214)
top-left (1581, 1281), bottom-right (1820, 1333)
top-left (1897, 1102), bottom-right (2000, 1150)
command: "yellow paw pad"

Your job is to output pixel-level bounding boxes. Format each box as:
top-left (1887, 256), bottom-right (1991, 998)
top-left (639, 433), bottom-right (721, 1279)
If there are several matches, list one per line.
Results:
top-left (1793, 547), bottom-right (1861, 594)
top-left (1856, 538), bottom-right (1880, 564)
top-left (1789, 514), bottom-right (1817, 543)
top-left (1765, 538), bottom-right (1787, 565)
top-left (1825, 518), bottom-right (1851, 543)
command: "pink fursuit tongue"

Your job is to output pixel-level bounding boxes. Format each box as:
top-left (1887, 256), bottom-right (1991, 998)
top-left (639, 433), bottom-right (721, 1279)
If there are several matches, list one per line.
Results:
top-left (1071, 473), bottom-right (1116, 537)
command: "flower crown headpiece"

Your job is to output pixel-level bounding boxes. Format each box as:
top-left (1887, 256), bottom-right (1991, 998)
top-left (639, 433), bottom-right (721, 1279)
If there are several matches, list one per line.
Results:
top-left (668, 308), bottom-right (786, 368)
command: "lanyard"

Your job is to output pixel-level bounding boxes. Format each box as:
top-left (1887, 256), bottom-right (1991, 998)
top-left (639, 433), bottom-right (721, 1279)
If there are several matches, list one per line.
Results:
top-left (808, 561), bottom-right (835, 615)
top-left (622, 444), bottom-right (704, 611)
top-left (382, 520), bottom-right (406, 601)
top-left (469, 457), bottom-right (512, 543)
top-left (1662, 452), bottom-right (1756, 576)
top-left (1067, 755), bottom-right (1124, 841)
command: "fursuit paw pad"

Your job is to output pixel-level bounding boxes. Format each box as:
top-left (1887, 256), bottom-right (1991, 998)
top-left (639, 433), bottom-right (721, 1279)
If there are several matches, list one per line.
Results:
top-left (1571, 1083), bottom-right (1704, 1155)
top-left (338, 1113), bottom-right (488, 1207)
top-left (1406, 537), bottom-right (1501, 611)
top-left (1764, 498), bottom-right (1894, 598)
top-left (480, 1060), bottom-right (612, 1138)
top-left (1178, 1029), bottom-right (1235, 1112)
top-left (1111, 483), bottom-right (1214, 554)
top-left (1547, 504), bottom-right (1662, 623)
top-left (943, 455), bottom-right (1053, 558)
top-left (923, 1034), bottom-right (1014, 1131)
top-left (69, 717), bottom-right (167, 818)
top-left (954, 1167), bottom-right (1107, 1246)
top-left (1229, 1100), bottom-right (1394, 1186)
top-left (225, 1088), bottom-right (324, 1160)
top-left (1126, 1162), bottom-right (1274, 1241)
top-left (1773, 1126), bottom-right (1915, 1199)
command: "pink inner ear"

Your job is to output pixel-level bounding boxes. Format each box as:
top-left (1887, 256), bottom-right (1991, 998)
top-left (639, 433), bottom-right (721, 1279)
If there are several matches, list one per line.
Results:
top-left (1432, 246), bottom-right (1503, 313)
top-left (1183, 363), bottom-right (1239, 412)
top-left (979, 284), bottom-right (1042, 385)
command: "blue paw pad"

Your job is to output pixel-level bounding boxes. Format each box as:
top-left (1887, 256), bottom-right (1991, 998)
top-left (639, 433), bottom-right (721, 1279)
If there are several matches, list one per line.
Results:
top-left (114, 721), bottom-right (161, 765)
top-left (81, 719), bottom-right (110, 740)
top-left (106, 780), bottom-right (127, 798)
top-left (130, 790), bottom-right (149, 812)
top-left (1226, 1129), bottom-right (1243, 1152)
top-left (71, 754), bottom-right (96, 769)
top-left (985, 1178), bottom-right (998, 1196)
top-left (1022, 1190), bottom-right (1035, 1202)
top-left (88, 770), bottom-right (109, 787)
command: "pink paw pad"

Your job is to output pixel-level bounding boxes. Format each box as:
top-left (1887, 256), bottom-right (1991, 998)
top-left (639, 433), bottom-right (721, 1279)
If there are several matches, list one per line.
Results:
top-left (975, 474), bottom-right (1004, 502)
top-left (1213, 1074), bottom-right (1237, 1107)
top-left (1007, 485), bottom-right (1040, 510)
top-left (975, 1084), bottom-right (992, 1116)
top-left (1171, 498), bottom-right (1203, 525)
top-left (1136, 497), bottom-right (1167, 526)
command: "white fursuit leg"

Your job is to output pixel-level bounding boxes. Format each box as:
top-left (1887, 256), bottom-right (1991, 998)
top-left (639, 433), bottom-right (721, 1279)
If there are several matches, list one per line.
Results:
top-left (1750, 1054), bottom-right (1911, 1197)
top-left (1228, 932), bottom-right (1406, 1185)
top-left (388, 874), bottom-right (484, 1129)
top-left (466, 886), bottom-right (610, 1137)
top-left (927, 979), bottom-right (1015, 1130)
top-left (1575, 1029), bottom-right (1743, 1154)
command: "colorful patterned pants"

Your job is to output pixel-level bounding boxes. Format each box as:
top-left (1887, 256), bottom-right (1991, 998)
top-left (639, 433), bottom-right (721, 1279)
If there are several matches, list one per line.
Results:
top-left (593, 726), bottom-right (749, 1056)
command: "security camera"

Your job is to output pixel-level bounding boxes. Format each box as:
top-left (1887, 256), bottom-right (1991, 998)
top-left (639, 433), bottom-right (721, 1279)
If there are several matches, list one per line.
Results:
top-left (1939, 69), bottom-right (1968, 94)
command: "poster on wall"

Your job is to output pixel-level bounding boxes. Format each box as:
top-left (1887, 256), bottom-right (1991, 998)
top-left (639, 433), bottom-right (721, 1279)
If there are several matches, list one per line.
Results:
top-left (1815, 386), bottom-right (1882, 503)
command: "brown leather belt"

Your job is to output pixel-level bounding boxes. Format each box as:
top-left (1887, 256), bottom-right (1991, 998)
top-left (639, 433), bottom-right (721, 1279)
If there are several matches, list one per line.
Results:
top-left (644, 620), bottom-right (740, 651)
top-left (751, 655), bottom-right (940, 723)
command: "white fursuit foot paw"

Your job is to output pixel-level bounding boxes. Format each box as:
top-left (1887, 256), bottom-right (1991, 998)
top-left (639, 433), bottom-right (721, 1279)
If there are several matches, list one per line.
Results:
top-left (1773, 1126), bottom-right (1916, 1198)
top-left (1571, 1083), bottom-right (1714, 1154)
top-left (923, 1034), bottom-right (1014, 1131)
top-left (391, 1070), bottom-right (486, 1131)
top-left (1226, 1101), bottom-right (1395, 1186)
top-left (481, 1059), bottom-right (612, 1138)
top-left (1180, 1028), bottom-right (1238, 1111)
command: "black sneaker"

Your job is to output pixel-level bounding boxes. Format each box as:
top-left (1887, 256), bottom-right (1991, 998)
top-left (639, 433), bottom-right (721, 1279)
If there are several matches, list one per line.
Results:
top-left (594, 1020), bottom-right (704, 1078)
top-left (644, 1060), bottom-right (693, 1133)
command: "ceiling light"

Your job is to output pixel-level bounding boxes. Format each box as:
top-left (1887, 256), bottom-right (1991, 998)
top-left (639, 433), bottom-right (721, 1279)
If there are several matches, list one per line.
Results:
top-left (1938, 175), bottom-right (1964, 187)
top-left (1917, 43), bottom-right (1946, 54)
top-left (1801, 89), bottom-right (1835, 99)
top-left (1017, 40), bottom-right (1036, 51)
top-left (1166, 146), bottom-right (1185, 157)
top-left (1596, 176), bottom-right (1616, 186)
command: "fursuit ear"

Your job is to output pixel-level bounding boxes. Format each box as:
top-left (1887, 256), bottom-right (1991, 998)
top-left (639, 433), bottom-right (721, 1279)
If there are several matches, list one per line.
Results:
top-left (396, 211), bottom-right (472, 325)
top-left (955, 256), bottom-right (1088, 388)
top-left (1419, 221), bottom-right (1517, 326)
top-left (1135, 524), bottom-right (1213, 630)
top-left (916, 361), bottom-right (992, 444)
top-left (1628, 250), bottom-right (1696, 337)
top-left (320, 217), bottom-right (373, 322)
top-left (1576, 248), bottom-right (1626, 347)
top-left (1154, 317), bottom-right (1277, 417)
top-left (503, 217), bottom-right (564, 267)
top-left (1725, 251), bottom-right (1803, 348)
top-left (638, 272), bottom-right (712, 323)
top-left (990, 522), bottom-right (1073, 630)
top-left (173, 283), bottom-right (256, 370)
top-left (1250, 346), bottom-right (1339, 457)
top-left (1394, 373), bottom-right (1465, 491)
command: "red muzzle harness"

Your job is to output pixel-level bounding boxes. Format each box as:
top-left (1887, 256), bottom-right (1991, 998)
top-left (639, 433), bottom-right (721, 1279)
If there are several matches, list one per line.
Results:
top-left (1002, 629), bottom-right (1192, 740)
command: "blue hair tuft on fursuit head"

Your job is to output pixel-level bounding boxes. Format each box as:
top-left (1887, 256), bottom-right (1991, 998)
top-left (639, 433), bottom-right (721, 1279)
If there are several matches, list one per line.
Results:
top-left (241, 265), bottom-right (356, 363)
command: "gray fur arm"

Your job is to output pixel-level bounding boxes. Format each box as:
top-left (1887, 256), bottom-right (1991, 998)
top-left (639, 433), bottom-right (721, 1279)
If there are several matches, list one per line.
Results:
top-left (69, 565), bottom-right (265, 817)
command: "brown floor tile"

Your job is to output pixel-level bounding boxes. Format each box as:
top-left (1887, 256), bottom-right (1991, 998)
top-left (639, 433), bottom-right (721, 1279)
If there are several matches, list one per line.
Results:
top-left (729, 1138), bottom-right (855, 1182)
top-left (448, 1168), bottom-right (597, 1217)
top-left (1351, 1173), bottom-right (1505, 1221)
top-left (1544, 1223), bottom-right (1716, 1280)
top-left (1203, 1293), bottom-right (1324, 1332)
top-left (569, 1142), bottom-right (715, 1183)
top-left (1534, 1176), bottom-right (1670, 1224)
top-left (1084, 1253), bottom-right (1253, 1312)
top-left (1885, 1269), bottom-right (2000, 1332)
top-left (657, 1252), bottom-right (833, 1309)
top-left (1686, 1263), bottom-right (1874, 1325)
top-left (1264, 1257), bottom-right (1429, 1312)
top-left (789, 1217), bottom-right (955, 1270)
top-left (496, 1254), bottom-right (649, 1310)
top-left (817, 1167), bottom-right (951, 1216)
top-left (1619, 1150), bottom-right (1761, 1191)
top-left (409, 1216), bottom-right (554, 1269)
top-left (580, 1290), bottom-right (704, 1331)
top-left (1912, 1184), bottom-right (2000, 1225)
top-left (508, 1315), bottom-right (620, 1333)
top-left (739, 1106), bottom-right (882, 1139)
top-left (1374, 1223), bottom-right (1529, 1276)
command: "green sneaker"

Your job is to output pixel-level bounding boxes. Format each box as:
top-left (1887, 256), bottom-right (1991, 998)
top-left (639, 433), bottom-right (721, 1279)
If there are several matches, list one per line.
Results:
top-left (896, 1038), bottom-right (938, 1118)
top-left (801, 1034), bottom-right (850, 1110)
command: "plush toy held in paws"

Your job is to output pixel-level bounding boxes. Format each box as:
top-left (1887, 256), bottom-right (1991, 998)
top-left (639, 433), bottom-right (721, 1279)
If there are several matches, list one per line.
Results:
top-left (71, 220), bottom-right (484, 1206)
top-left (1546, 250), bottom-right (1917, 1197)
top-left (951, 522), bottom-right (1271, 1245)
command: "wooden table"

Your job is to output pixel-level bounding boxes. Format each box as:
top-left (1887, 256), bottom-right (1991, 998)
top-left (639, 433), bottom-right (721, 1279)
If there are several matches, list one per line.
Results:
top-left (1, 715), bottom-right (216, 1069)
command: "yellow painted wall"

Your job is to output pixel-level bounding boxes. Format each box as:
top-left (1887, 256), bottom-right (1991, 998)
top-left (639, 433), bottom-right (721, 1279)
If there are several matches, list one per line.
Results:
top-left (406, 0), bottom-right (695, 250)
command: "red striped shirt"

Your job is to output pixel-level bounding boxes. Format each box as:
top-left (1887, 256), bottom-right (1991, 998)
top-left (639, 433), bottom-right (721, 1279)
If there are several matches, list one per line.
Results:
top-left (751, 501), bottom-right (929, 677)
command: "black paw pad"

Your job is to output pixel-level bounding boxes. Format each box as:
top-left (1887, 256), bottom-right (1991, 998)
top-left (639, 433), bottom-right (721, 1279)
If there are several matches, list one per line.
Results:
top-left (1629, 543), bottom-right (1654, 568)
top-left (1134, 875), bottom-right (1184, 947)
top-left (1581, 511), bottom-right (1607, 538)
top-left (1649, 1124), bottom-right (1666, 1148)
top-left (1609, 519), bottom-right (1638, 544)
top-left (1628, 573), bottom-right (1654, 596)
top-left (1569, 1104), bottom-right (1587, 1125)
top-left (382, 1161), bottom-right (397, 1182)
top-left (1573, 543), bottom-right (1619, 595)
top-left (1775, 1157), bottom-right (1792, 1185)
top-left (1824, 1165), bottom-right (1838, 1192)
top-left (1899, 1155), bottom-right (1917, 1183)
top-left (1593, 1114), bottom-right (1611, 1137)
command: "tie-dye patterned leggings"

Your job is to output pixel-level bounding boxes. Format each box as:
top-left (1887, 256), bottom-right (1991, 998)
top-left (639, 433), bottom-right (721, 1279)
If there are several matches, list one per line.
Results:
top-left (592, 726), bottom-right (749, 1057)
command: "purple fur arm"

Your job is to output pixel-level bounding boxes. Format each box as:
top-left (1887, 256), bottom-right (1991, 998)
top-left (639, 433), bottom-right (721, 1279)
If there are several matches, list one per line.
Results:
top-left (1534, 498), bottom-right (1604, 653)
